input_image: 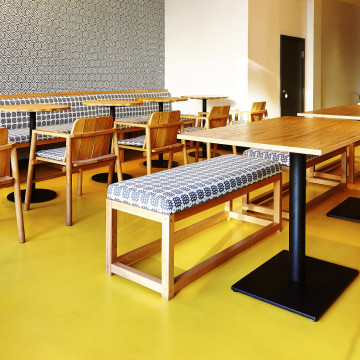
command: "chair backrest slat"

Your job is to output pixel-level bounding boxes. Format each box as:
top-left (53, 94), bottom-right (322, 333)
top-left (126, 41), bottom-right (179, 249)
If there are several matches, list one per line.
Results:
top-left (148, 111), bottom-right (180, 149)
top-left (71, 116), bottom-right (113, 161)
top-left (0, 128), bottom-right (10, 178)
top-left (208, 105), bottom-right (230, 129)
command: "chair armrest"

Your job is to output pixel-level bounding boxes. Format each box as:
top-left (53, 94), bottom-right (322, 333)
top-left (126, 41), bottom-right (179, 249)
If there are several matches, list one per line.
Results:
top-left (32, 129), bottom-right (70, 138)
top-left (114, 121), bottom-right (148, 129)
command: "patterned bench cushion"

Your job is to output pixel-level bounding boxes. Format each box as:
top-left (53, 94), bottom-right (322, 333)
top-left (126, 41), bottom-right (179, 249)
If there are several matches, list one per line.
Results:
top-left (36, 147), bottom-right (66, 162)
top-left (243, 148), bottom-right (318, 167)
top-left (115, 115), bottom-right (149, 130)
top-left (107, 154), bottom-right (281, 216)
top-left (1, 91), bottom-right (171, 143)
top-left (118, 135), bottom-right (145, 147)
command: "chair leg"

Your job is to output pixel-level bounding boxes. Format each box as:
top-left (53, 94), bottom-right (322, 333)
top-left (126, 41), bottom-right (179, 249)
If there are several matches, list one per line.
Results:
top-left (232, 145), bottom-right (237, 155)
top-left (168, 152), bottom-right (173, 169)
top-left (206, 143), bottom-right (211, 160)
top-left (161, 215), bottom-right (174, 300)
top-left (212, 144), bottom-right (217, 158)
top-left (107, 161), bottom-right (114, 185)
top-left (106, 199), bottom-right (117, 275)
top-left (24, 145), bottom-right (36, 211)
top-left (182, 144), bottom-right (188, 165)
top-left (77, 169), bottom-right (83, 196)
top-left (66, 160), bottom-right (73, 227)
top-left (10, 148), bottom-right (25, 243)
top-left (195, 142), bottom-right (199, 163)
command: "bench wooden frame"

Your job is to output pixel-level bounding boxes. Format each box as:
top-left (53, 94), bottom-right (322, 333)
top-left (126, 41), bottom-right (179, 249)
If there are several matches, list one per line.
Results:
top-left (242, 148), bottom-right (347, 219)
top-left (106, 173), bottom-right (282, 300)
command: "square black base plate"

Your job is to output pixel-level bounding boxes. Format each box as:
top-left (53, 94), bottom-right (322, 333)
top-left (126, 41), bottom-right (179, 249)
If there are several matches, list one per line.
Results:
top-left (232, 250), bottom-right (358, 321)
top-left (327, 197), bottom-right (360, 223)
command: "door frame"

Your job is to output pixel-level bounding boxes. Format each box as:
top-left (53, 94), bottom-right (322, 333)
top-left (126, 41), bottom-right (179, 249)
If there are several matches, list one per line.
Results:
top-left (280, 34), bottom-right (305, 116)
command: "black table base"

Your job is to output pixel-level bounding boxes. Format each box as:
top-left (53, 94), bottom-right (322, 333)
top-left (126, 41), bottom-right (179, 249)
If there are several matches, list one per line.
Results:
top-left (232, 250), bottom-right (358, 321)
top-left (7, 188), bottom-right (57, 204)
top-left (142, 160), bottom-right (179, 169)
top-left (327, 197), bottom-right (360, 223)
top-left (92, 172), bottom-right (132, 183)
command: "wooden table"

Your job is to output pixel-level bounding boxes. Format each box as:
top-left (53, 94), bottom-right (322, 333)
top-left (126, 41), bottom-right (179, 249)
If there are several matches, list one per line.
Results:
top-left (0, 103), bottom-right (70, 203)
top-left (178, 116), bottom-right (360, 321)
top-left (135, 96), bottom-right (188, 168)
top-left (298, 105), bottom-right (360, 184)
top-left (83, 99), bottom-right (143, 182)
top-left (181, 95), bottom-right (228, 158)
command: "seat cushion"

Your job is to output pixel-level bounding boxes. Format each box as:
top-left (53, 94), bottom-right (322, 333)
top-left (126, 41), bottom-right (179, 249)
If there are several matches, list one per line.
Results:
top-left (242, 148), bottom-right (318, 167)
top-left (36, 147), bottom-right (66, 161)
top-left (107, 154), bottom-right (281, 215)
top-left (118, 135), bottom-right (145, 147)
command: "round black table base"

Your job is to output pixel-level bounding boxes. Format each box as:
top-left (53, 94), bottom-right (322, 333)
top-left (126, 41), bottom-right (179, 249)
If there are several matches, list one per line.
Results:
top-left (91, 172), bottom-right (132, 183)
top-left (143, 160), bottom-right (179, 169)
top-left (7, 188), bottom-right (57, 204)
top-left (188, 151), bottom-right (220, 158)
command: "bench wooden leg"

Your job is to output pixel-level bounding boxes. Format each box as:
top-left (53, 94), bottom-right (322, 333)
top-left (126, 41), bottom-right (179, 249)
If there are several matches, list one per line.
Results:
top-left (161, 215), bottom-right (175, 300)
top-left (106, 199), bottom-right (118, 276)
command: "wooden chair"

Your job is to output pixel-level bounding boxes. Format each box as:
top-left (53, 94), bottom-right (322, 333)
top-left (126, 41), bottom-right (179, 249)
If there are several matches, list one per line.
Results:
top-left (231, 101), bottom-right (268, 123)
top-left (181, 105), bottom-right (231, 159)
top-left (0, 128), bottom-right (25, 243)
top-left (115, 110), bottom-right (188, 175)
top-left (25, 116), bottom-right (122, 226)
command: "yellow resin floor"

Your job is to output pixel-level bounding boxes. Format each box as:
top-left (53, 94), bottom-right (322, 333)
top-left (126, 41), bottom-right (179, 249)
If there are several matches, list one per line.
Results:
top-left (1, 150), bottom-right (360, 360)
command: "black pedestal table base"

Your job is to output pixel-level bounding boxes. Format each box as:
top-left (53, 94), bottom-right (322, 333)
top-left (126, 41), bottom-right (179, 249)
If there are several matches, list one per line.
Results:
top-left (7, 188), bottom-right (57, 204)
top-left (92, 172), bottom-right (132, 183)
top-left (142, 160), bottom-right (179, 169)
top-left (231, 250), bottom-right (358, 321)
top-left (327, 197), bottom-right (360, 223)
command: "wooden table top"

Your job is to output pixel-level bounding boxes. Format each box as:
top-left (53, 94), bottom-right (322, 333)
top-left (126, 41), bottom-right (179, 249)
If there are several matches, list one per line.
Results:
top-left (181, 95), bottom-right (228, 100)
top-left (135, 96), bottom-right (188, 103)
top-left (178, 116), bottom-right (360, 156)
top-left (298, 105), bottom-right (360, 120)
top-left (0, 104), bottom-right (70, 113)
top-left (83, 100), bottom-right (143, 107)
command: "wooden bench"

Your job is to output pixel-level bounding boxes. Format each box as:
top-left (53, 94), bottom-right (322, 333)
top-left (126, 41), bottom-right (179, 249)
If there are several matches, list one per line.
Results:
top-left (242, 147), bottom-right (347, 219)
top-left (106, 154), bottom-right (282, 300)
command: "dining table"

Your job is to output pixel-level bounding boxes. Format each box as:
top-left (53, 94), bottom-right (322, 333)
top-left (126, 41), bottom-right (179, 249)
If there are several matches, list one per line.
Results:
top-left (181, 95), bottom-right (228, 158)
top-left (135, 96), bottom-right (188, 168)
top-left (83, 99), bottom-right (143, 182)
top-left (298, 105), bottom-right (360, 222)
top-left (178, 116), bottom-right (360, 321)
top-left (0, 103), bottom-right (70, 203)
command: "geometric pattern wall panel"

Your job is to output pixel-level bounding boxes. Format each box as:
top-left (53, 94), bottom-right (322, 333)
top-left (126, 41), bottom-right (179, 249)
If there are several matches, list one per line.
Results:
top-left (0, 0), bottom-right (164, 94)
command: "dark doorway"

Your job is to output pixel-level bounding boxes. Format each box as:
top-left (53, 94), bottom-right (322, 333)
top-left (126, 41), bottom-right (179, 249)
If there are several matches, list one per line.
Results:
top-left (280, 35), bottom-right (305, 116)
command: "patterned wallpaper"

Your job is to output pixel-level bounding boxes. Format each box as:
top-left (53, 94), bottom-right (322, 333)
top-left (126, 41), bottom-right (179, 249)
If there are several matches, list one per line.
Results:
top-left (0, 0), bottom-right (165, 94)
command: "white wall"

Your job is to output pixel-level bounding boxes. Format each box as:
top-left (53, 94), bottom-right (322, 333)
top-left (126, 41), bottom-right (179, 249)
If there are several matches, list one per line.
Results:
top-left (248, 0), bottom-right (309, 118)
top-left (321, 0), bottom-right (360, 107)
top-left (165, 0), bottom-right (248, 115)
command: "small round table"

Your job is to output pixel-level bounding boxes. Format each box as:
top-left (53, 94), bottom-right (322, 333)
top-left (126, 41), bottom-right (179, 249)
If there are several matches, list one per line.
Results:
top-left (182, 95), bottom-right (228, 158)
top-left (135, 96), bottom-right (188, 168)
top-left (0, 103), bottom-right (70, 203)
top-left (83, 99), bottom-right (143, 183)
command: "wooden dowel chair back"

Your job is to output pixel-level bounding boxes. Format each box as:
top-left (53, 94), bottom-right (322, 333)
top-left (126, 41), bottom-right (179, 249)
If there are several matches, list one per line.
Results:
top-left (206, 105), bottom-right (231, 129)
top-left (0, 127), bottom-right (25, 243)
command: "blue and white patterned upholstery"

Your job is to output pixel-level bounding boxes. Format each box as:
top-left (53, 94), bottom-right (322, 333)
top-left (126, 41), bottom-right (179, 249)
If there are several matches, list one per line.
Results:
top-left (0, 91), bottom-right (171, 144)
top-left (107, 154), bottom-right (281, 216)
top-left (118, 135), bottom-right (145, 147)
top-left (36, 147), bottom-right (66, 162)
top-left (243, 148), bottom-right (318, 167)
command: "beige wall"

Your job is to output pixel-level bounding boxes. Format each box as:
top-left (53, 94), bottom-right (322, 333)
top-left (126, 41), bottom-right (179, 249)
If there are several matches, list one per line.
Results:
top-left (248, 0), bottom-right (309, 118)
top-left (321, 0), bottom-right (360, 107)
top-left (165, 0), bottom-right (248, 114)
